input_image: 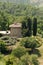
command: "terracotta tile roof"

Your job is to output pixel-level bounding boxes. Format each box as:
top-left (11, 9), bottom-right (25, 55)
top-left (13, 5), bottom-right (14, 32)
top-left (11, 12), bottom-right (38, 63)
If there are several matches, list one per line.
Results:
top-left (9, 23), bottom-right (21, 28)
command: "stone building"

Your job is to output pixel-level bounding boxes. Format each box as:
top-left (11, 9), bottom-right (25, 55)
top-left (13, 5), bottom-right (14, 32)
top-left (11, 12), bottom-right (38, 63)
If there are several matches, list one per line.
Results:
top-left (9, 23), bottom-right (22, 38)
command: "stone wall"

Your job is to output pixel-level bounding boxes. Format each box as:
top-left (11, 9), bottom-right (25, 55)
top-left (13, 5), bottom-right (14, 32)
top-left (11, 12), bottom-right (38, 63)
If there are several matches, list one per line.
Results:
top-left (10, 27), bottom-right (22, 38)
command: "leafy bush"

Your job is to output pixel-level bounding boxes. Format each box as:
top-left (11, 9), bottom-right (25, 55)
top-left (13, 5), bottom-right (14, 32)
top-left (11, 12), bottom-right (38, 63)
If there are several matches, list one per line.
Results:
top-left (1, 36), bottom-right (9, 40)
top-left (6, 55), bottom-right (21, 65)
top-left (20, 53), bottom-right (39, 65)
top-left (20, 37), bottom-right (42, 49)
top-left (0, 36), bottom-right (16, 46)
top-left (22, 29), bottom-right (28, 37)
top-left (31, 54), bottom-right (39, 65)
top-left (6, 53), bottom-right (39, 65)
top-left (20, 53), bottom-right (30, 65)
top-left (0, 53), bottom-right (4, 60)
top-left (12, 47), bottom-right (26, 59)
top-left (41, 32), bottom-right (43, 38)
top-left (6, 59), bottom-right (13, 65)
top-left (0, 40), bottom-right (7, 53)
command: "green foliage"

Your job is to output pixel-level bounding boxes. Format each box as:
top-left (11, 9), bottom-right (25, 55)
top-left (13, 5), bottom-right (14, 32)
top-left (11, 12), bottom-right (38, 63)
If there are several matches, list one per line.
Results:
top-left (27, 18), bottom-right (32, 36)
top-left (37, 20), bottom-right (43, 37)
top-left (0, 36), bottom-right (16, 46)
top-left (6, 59), bottom-right (13, 65)
top-left (0, 2), bottom-right (43, 65)
top-left (5, 55), bottom-right (23, 65)
top-left (33, 18), bottom-right (37, 36)
top-left (22, 29), bottom-right (28, 37)
top-left (22, 17), bottom-right (32, 37)
top-left (0, 12), bottom-right (8, 30)
top-left (0, 2), bottom-right (43, 37)
top-left (20, 53), bottom-right (30, 65)
top-left (22, 21), bottom-right (27, 29)
top-left (0, 53), bottom-right (4, 61)
top-left (12, 47), bottom-right (26, 59)
top-left (41, 32), bottom-right (43, 38)
top-left (21, 21), bottom-right (27, 37)
top-left (30, 54), bottom-right (39, 65)
top-left (1, 36), bottom-right (9, 40)
top-left (20, 37), bottom-right (42, 49)
top-left (0, 40), bottom-right (7, 53)
top-left (5, 55), bottom-right (18, 65)
top-left (5, 53), bottom-right (39, 65)
top-left (21, 53), bottom-right (39, 65)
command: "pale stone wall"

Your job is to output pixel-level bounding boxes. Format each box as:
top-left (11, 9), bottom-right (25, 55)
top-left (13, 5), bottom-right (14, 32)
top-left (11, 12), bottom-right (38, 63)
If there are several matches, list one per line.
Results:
top-left (10, 27), bottom-right (22, 38)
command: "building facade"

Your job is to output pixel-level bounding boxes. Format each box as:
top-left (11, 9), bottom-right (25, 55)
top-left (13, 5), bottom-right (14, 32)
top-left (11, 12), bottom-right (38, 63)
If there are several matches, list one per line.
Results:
top-left (9, 23), bottom-right (22, 38)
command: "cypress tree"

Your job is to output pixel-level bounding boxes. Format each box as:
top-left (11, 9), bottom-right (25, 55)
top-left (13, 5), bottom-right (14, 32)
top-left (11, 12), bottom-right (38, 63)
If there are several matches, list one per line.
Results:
top-left (33, 18), bottom-right (37, 36)
top-left (27, 18), bottom-right (32, 36)
top-left (22, 21), bottom-right (27, 37)
top-left (22, 21), bottom-right (27, 29)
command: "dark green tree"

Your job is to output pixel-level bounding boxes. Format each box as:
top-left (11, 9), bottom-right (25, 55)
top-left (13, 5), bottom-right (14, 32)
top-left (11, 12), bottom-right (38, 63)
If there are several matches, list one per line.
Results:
top-left (22, 21), bottom-right (27, 29)
top-left (0, 12), bottom-right (8, 30)
top-left (22, 21), bottom-right (27, 37)
top-left (33, 18), bottom-right (37, 36)
top-left (27, 18), bottom-right (32, 36)
top-left (0, 40), bottom-right (7, 53)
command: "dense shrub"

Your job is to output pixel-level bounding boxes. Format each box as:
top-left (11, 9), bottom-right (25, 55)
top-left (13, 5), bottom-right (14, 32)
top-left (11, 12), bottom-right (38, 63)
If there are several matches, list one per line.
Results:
top-left (0, 36), bottom-right (16, 46)
top-left (0, 53), bottom-right (4, 60)
top-left (0, 40), bottom-right (7, 53)
top-left (11, 45), bottom-right (40, 65)
top-left (22, 29), bottom-right (28, 37)
top-left (20, 53), bottom-right (30, 65)
top-left (1, 36), bottom-right (9, 40)
top-left (21, 53), bottom-right (39, 65)
top-left (6, 59), bottom-right (13, 65)
top-left (41, 32), bottom-right (43, 38)
top-left (6, 55), bottom-right (22, 65)
top-left (12, 47), bottom-right (26, 59)
top-left (31, 54), bottom-right (39, 65)
top-left (20, 37), bottom-right (42, 49)
top-left (6, 53), bottom-right (39, 65)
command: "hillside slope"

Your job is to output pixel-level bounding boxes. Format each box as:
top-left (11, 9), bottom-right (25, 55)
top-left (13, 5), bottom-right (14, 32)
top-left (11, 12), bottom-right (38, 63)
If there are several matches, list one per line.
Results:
top-left (0, 0), bottom-right (43, 6)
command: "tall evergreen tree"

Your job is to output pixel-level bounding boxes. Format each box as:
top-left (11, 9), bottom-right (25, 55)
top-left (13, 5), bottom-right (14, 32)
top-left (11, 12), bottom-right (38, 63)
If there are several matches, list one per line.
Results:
top-left (22, 21), bottom-right (27, 29)
top-left (27, 18), bottom-right (32, 36)
top-left (22, 21), bottom-right (27, 37)
top-left (33, 18), bottom-right (37, 36)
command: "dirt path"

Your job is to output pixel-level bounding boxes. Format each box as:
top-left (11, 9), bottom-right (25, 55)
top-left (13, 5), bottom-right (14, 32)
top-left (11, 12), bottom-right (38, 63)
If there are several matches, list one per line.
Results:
top-left (38, 59), bottom-right (43, 65)
top-left (38, 43), bottom-right (43, 65)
